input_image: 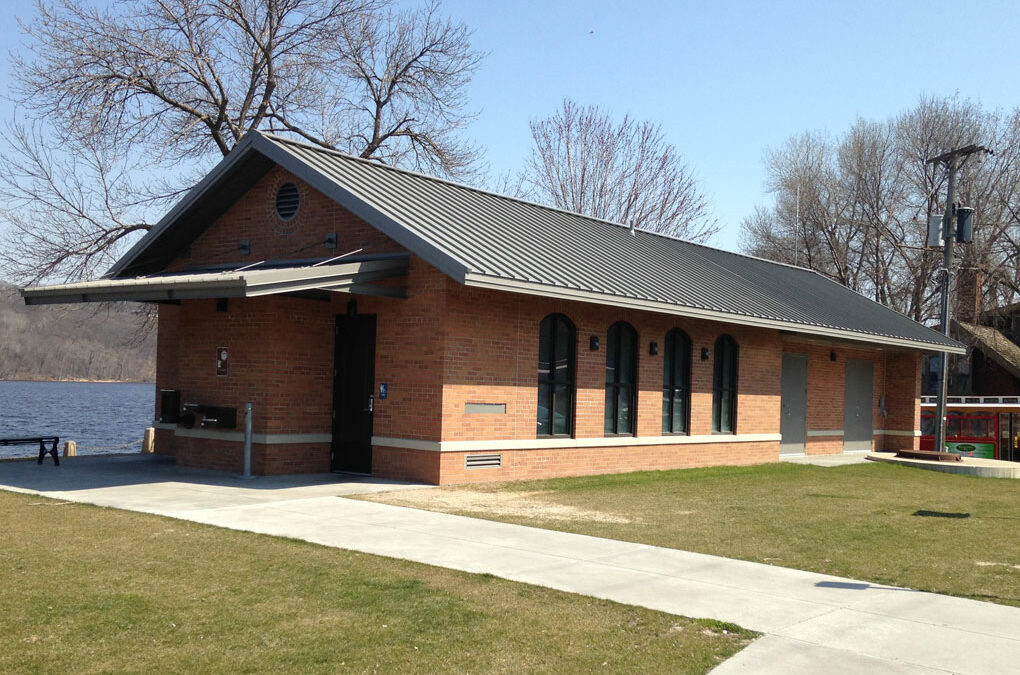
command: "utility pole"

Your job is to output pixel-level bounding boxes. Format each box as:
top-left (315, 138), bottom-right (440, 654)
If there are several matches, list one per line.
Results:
top-left (927, 144), bottom-right (990, 453)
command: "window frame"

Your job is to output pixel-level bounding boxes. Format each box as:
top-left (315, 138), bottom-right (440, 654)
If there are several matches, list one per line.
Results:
top-left (604, 321), bottom-right (638, 436)
top-left (662, 328), bottom-right (692, 435)
top-left (712, 334), bottom-right (738, 434)
top-left (536, 313), bottom-right (576, 438)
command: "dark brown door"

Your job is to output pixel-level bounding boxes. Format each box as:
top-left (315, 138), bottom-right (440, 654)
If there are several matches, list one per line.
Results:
top-left (331, 314), bottom-right (376, 473)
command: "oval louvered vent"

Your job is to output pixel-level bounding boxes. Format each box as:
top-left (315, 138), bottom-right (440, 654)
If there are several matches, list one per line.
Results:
top-left (275, 182), bottom-right (300, 220)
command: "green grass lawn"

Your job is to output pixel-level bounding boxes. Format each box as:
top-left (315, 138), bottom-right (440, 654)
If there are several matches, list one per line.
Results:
top-left (366, 462), bottom-right (1020, 607)
top-left (0, 490), bottom-right (754, 674)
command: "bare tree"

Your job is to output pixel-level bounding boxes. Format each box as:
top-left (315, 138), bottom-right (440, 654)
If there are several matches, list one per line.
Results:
top-left (522, 99), bottom-right (718, 242)
top-left (1, 0), bottom-right (482, 283)
top-left (741, 95), bottom-right (1020, 324)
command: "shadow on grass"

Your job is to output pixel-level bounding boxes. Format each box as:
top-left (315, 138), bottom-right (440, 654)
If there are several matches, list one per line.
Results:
top-left (913, 510), bottom-right (970, 519)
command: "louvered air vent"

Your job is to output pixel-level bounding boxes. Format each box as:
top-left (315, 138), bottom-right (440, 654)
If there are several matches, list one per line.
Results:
top-left (465, 453), bottom-right (502, 469)
top-left (275, 182), bottom-right (300, 220)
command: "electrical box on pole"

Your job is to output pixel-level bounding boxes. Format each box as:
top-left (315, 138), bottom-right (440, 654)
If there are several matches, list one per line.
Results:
top-left (955, 207), bottom-right (974, 243)
top-left (927, 215), bottom-right (944, 248)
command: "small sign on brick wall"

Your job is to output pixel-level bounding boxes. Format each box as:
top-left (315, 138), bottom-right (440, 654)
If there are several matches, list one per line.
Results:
top-left (464, 402), bottom-right (506, 414)
top-left (216, 347), bottom-right (229, 376)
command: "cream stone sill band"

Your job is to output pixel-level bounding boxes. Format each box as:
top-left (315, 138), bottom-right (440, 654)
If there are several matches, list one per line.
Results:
top-left (371, 433), bottom-right (782, 453)
top-left (805, 429), bottom-right (920, 438)
top-left (874, 429), bottom-right (922, 437)
top-left (153, 422), bottom-right (331, 445)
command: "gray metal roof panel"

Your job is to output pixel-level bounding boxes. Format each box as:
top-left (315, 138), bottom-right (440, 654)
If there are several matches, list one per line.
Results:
top-left (256, 133), bottom-right (960, 351)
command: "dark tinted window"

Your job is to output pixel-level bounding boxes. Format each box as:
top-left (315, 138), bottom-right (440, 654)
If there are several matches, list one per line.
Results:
top-left (712, 335), bottom-right (738, 433)
top-left (538, 314), bottom-right (575, 436)
top-left (663, 329), bottom-right (691, 434)
top-left (605, 322), bottom-right (638, 435)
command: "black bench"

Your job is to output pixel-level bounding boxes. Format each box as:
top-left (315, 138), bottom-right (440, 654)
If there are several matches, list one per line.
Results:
top-left (0, 437), bottom-right (61, 465)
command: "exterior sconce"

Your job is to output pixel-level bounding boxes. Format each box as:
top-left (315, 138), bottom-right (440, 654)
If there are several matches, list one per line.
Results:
top-left (589, 335), bottom-right (600, 351)
top-left (830, 351), bottom-right (837, 361)
top-left (649, 341), bottom-right (658, 356)
top-left (701, 347), bottom-right (710, 361)
top-left (239, 239), bottom-right (251, 256)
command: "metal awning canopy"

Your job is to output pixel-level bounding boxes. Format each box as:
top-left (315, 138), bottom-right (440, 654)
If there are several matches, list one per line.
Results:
top-left (20, 257), bottom-right (408, 305)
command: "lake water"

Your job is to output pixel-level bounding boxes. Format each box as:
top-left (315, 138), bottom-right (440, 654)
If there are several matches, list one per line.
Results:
top-left (0, 381), bottom-right (154, 458)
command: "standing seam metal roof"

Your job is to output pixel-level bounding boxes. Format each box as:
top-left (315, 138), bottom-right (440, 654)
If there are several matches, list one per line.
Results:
top-left (112, 131), bottom-right (964, 353)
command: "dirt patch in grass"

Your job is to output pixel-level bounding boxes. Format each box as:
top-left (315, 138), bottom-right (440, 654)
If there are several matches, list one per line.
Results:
top-left (975, 561), bottom-right (1020, 570)
top-left (360, 488), bottom-right (634, 523)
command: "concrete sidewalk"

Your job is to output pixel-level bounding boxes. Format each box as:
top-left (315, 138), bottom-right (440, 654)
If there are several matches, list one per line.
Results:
top-left (3, 455), bottom-right (1019, 674)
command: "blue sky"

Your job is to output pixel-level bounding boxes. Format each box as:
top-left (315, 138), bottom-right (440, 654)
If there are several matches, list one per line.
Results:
top-left (2, 0), bottom-right (1019, 253)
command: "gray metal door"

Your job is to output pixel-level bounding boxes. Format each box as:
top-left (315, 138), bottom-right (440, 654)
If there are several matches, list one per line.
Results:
top-left (843, 359), bottom-right (874, 453)
top-left (780, 353), bottom-right (808, 455)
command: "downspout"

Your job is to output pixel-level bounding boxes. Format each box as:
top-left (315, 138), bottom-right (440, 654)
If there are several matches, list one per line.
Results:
top-left (242, 402), bottom-right (254, 479)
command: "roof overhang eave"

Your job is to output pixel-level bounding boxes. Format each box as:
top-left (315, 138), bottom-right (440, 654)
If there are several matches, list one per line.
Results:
top-left (21, 278), bottom-right (245, 304)
top-left (462, 273), bottom-right (967, 355)
top-left (21, 258), bottom-right (409, 305)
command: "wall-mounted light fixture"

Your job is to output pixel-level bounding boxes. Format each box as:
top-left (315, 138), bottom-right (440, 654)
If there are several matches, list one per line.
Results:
top-left (324, 232), bottom-right (337, 249)
top-left (649, 341), bottom-right (659, 356)
top-left (239, 239), bottom-right (251, 256)
top-left (589, 335), bottom-right (600, 351)
top-left (830, 351), bottom-right (837, 362)
top-left (701, 347), bottom-right (710, 361)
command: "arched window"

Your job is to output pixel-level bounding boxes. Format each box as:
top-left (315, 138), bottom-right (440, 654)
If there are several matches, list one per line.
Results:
top-left (537, 314), bottom-right (575, 436)
top-left (605, 321), bottom-right (638, 435)
top-left (713, 335), bottom-right (738, 433)
top-left (663, 328), bottom-right (691, 434)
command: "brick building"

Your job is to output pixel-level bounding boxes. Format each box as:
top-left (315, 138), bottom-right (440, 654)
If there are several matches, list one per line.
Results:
top-left (23, 132), bottom-right (964, 483)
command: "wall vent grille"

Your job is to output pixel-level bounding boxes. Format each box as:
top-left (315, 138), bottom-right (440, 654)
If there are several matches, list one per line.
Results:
top-left (275, 182), bottom-right (301, 220)
top-left (465, 453), bottom-right (502, 469)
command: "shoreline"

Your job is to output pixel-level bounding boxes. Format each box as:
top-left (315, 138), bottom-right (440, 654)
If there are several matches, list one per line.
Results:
top-left (1, 378), bottom-right (155, 385)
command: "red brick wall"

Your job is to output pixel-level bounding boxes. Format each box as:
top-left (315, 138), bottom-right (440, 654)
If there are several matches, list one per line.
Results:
top-left (172, 437), bottom-right (243, 473)
top-left (369, 259), bottom-right (447, 442)
top-left (172, 440), bottom-right (331, 475)
top-left (882, 350), bottom-right (921, 452)
top-left (373, 446), bottom-right (442, 484)
top-left (260, 443), bottom-right (331, 475)
top-left (435, 441), bottom-right (779, 485)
